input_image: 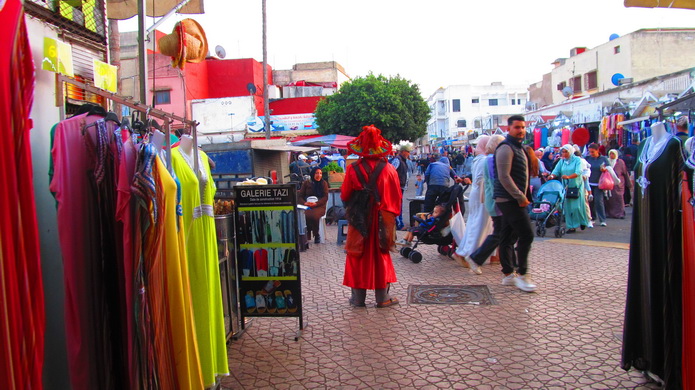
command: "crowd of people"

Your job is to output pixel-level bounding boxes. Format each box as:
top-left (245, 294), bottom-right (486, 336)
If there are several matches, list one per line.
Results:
top-left (292, 116), bottom-right (652, 305)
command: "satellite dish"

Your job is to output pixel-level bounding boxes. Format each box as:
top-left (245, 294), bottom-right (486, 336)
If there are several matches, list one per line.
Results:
top-left (247, 83), bottom-right (257, 95)
top-left (611, 73), bottom-right (625, 86)
top-left (562, 86), bottom-right (574, 97)
top-left (215, 45), bottom-right (226, 59)
top-left (525, 101), bottom-right (535, 111)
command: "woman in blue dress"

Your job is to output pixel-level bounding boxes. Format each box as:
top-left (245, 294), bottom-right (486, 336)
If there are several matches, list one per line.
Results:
top-left (549, 144), bottom-right (590, 233)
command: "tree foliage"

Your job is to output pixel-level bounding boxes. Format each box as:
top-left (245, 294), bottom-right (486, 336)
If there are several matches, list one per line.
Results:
top-left (314, 74), bottom-right (430, 143)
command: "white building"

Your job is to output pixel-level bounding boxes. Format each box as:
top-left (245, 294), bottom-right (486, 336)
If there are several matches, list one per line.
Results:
top-left (425, 82), bottom-right (530, 142)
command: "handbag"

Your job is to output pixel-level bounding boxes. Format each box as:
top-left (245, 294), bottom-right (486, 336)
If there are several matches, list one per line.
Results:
top-left (598, 171), bottom-right (615, 191)
top-left (449, 199), bottom-right (466, 245)
top-left (566, 187), bottom-right (580, 199)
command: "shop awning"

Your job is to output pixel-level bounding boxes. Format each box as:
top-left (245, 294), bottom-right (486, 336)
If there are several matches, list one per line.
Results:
top-left (106, 0), bottom-right (205, 20)
top-left (657, 92), bottom-right (695, 112)
top-left (624, 0), bottom-right (695, 9)
top-left (252, 145), bottom-right (318, 153)
top-left (617, 116), bottom-right (650, 126)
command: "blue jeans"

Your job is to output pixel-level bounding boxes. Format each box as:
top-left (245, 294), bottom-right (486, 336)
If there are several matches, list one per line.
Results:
top-left (589, 185), bottom-right (606, 223)
top-left (396, 189), bottom-right (405, 229)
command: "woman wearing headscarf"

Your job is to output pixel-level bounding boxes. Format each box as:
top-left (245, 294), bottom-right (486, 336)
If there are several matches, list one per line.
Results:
top-left (549, 144), bottom-right (590, 233)
top-left (604, 149), bottom-right (631, 219)
top-left (453, 135), bottom-right (506, 275)
top-left (453, 136), bottom-right (492, 270)
top-left (298, 166), bottom-right (329, 243)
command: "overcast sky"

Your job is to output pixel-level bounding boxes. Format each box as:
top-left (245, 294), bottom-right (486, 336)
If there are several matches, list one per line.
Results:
top-left (120, 0), bottom-right (695, 97)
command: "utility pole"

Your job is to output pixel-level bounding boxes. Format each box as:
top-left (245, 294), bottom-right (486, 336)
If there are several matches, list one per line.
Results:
top-left (262, 0), bottom-right (271, 139)
top-left (137, 0), bottom-right (147, 103)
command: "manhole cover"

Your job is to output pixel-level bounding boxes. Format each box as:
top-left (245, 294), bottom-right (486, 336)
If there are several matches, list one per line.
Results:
top-left (407, 285), bottom-right (497, 305)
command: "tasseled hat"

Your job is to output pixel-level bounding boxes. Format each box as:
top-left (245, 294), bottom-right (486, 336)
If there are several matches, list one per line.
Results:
top-left (347, 125), bottom-right (392, 158)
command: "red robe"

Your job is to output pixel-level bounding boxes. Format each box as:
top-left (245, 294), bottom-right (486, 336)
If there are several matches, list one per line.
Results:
top-left (0, 1), bottom-right (44, 389)
top-left (341, 158), bottom-right (402, 289)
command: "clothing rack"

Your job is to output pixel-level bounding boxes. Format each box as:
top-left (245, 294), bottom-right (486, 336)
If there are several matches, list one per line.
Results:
top-left (56, 74), bottom-right (200, 173)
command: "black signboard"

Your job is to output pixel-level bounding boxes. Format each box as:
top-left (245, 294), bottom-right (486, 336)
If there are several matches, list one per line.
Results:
top-left (234, 184), bottom-right (303, 338)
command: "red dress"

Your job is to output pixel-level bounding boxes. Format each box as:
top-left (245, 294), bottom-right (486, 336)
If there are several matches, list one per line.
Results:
top-left (0, 1), bottom-right (45, 389)
top-left (341, 159), bottom-right (402, 289)
top-left (683, 172), bottom-right (694, 388)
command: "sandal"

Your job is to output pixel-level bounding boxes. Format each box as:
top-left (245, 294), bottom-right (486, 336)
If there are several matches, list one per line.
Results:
top-left (375, 297), bottom-right (400, 308)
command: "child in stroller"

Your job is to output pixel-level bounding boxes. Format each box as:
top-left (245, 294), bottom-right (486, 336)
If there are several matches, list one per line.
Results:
top-left (397, 204), bottom-right (447, 246)
top-left (397, 183), bottom-right (466, 263)
top-left (529, 179), bottom-right (566, 237)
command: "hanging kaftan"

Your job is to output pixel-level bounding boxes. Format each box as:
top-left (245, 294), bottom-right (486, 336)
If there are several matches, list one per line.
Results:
top-left (622, 137), bottom-right (683, 389)
top-left (171, 148), bottom-right (229, 386)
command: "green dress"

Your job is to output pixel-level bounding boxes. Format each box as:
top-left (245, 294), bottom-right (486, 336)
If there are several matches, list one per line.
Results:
top-left (551, 156), bottom-right (590, 229)
top-left (172, 148), bottom-right (229, 386)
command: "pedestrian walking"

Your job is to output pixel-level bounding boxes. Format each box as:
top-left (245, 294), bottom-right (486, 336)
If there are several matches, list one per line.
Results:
top-left (548, 144), bottom-right (590, 233)
top-left (605, 149), bottom-right (631, 219)
top-left (341, 125), bottom-right (402, 308)
top-left (493, 115), bottom-right (537, 292)
top-left (391, 144), bottom-right (411, 230)
top-left (585, 143), bottom-right (610, 227)
top-left (423, 155), bottom-right (469, 212)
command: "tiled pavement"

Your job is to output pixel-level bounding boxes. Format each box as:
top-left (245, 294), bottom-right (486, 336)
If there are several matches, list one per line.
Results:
top-left (221, 184), bottom-right (656, 389)
top-left (221, 233), bottom-right (659, 389)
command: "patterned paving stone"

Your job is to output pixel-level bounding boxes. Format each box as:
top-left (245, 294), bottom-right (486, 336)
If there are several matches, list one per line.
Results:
top-left (224, 190), bottom-right (656, 389)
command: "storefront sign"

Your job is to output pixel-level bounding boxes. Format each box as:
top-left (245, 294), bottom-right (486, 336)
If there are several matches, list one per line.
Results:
top-left (571, 103), bottom-right (603, 124)
top-left (247, 113), bottom-right (317, 133)
top-left (92, 59), bottom-right (117, 93)
top-left (42, 37), bottom-right (74, 77)
top-left (234, 184), bottom-right (304, 332)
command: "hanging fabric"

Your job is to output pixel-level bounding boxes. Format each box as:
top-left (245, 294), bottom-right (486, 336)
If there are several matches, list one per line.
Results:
top-left (0, 1), bottom-right (45, 389)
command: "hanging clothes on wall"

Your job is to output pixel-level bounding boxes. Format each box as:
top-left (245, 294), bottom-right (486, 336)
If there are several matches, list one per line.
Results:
top-left (0, 1), bottom-right (45, 389)
top-left (682, 141), bottom-right (695, 389)
top-left (171, 146), bottom-right (230, 387)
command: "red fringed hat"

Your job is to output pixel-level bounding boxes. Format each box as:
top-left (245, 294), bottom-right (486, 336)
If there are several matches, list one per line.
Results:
top-left (347, 125), bottom-right (392, 158)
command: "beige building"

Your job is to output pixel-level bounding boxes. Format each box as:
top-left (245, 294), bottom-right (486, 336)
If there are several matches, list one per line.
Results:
top-left (530, 28), bottom-right (695, 107)
top-left (273, 61), bottom-right (350, 97)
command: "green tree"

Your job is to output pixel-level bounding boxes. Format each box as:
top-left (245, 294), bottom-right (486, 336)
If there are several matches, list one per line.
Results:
top-left (314, 74), bottom-right (430, 142)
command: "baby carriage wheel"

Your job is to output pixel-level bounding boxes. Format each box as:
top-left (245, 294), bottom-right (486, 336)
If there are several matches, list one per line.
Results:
top-left (408, 250), bottom-right (423, 263)
top-left (400, 247), bottom-right (413, 258)
top-left (538, 225), bottom-right (546, 237)
top-left (437, 245), bottom-right (445, 255)
top-left (555, 226), bottom-right (565, 237)
top-left (443, 246), bottom-right (455, 257)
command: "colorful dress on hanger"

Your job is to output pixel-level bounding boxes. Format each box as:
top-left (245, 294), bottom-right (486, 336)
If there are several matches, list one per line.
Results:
top-left (682, 156), bottom-right (695, 389)
top-left (171, 148), bottom-right (229, 386)
top-left (156, 156), bottom-right (205, 389)
top-left (622, 136), bottom-right (683, 389)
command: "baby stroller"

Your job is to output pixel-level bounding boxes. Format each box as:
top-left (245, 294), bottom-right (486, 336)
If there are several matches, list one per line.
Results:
top-left (399, 183), bottom-right (467, 263)
top-left (529, 180), bottom-right (566, 238)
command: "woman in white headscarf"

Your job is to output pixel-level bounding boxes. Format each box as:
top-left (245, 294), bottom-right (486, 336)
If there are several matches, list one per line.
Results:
top-left (604, 149), bottom-right (631, 219)
top-left (453, 135), bottom-right (493, 271)
top-left (549, 144), bottom-right (590, 232)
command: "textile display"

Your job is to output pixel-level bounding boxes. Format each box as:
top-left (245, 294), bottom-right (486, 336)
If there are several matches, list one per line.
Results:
top-left (0, 1), bottom-right (45, 389)
top-left (622, 136), bottom-right (683, 389)
top-left (50, 112), bottom-right (231, 388)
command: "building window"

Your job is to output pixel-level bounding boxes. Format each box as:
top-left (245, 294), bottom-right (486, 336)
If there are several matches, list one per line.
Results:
top-left (488, 99), bottom-right (498, 106)
top-left (452, 99), bottom-right (461, 112)
top-left (557, 81), bottom-right (567, 91)
top-left (571, 76), bottom-right (582, 93)
top-left (154, 90), bottom-right (171, 105)
top-left (457, 119), bottom-right (467, 127)
top-left (517, 99), bottom-right (522, 105)
top-left (614, 46), bottom-right (621, 54)
top-left (472, 98), bottom-right (479, 104)
top-left (511, 99), bottom-right (516, 105)
top-left (585, 71), bottom-right (598, 90)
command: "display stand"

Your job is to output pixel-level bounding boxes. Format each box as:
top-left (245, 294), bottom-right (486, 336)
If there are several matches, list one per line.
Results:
top-left (234, 184), bottom-right (305, 340)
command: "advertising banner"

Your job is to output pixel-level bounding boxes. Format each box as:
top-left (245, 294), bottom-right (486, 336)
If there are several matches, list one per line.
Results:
top-left (247, 113), bottom-right (318, 133)
top-left (234, 185), bottom-right (303, 330)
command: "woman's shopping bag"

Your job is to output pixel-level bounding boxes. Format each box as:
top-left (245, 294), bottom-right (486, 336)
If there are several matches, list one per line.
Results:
top-left (599, 170), bottom-right (615, 191)
top-left (450, 199), bottom-right (466, 246)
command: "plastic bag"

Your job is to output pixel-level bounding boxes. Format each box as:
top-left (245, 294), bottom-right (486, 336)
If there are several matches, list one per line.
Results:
top-left (599, 171), bottom-right (614, 190)
top-left (450, 200), bottom-right (466, 245)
